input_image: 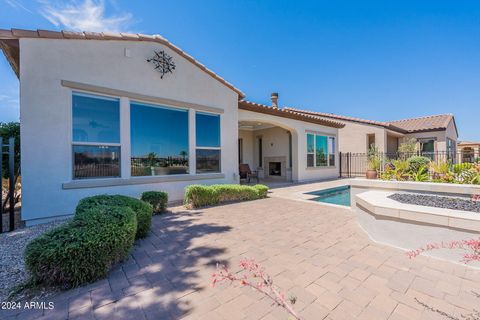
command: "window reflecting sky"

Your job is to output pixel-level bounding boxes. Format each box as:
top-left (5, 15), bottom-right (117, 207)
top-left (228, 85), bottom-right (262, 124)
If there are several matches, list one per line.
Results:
top-left (196, 113), bottom-right (220, 147)
top-left (130, 102), bottom-right (189, 158)
top-left (72, 93), bottom-right (120, 143)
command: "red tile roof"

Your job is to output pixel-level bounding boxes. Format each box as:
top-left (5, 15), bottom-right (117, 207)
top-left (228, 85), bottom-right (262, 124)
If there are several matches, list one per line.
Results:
top-left (388, 114), bottom-right (454, 133)
top-left (0, 28), bottom-right (245, 98)
top-left (283, 107), bottom-right (407, 133)
top-left (286, 108), bottom-right (456, 134)
top-left (239, 100), bottom-right (345, 128)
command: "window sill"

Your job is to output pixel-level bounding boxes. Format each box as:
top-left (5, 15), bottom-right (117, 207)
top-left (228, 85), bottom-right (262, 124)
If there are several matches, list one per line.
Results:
top-left (62, 173), bottom-right (225, 189)
top-left (306, 166), bottom-right (337, 170)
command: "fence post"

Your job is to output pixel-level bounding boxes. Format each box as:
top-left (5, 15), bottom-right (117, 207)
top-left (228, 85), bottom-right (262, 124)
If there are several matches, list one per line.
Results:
top-left (8, 138), bottom-right (15, 232)
top-left (347, 152), bottom-right (351, 178)
top-left (339, 152), bottom-right (342, 178)
top-left (0, 137), bottom-right (3, 233)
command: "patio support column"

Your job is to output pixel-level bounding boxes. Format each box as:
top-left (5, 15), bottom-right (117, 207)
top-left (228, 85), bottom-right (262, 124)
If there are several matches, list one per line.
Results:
top-left (120, 97), bottom-right (131, 179)
top-left (189, 109), bottom-right (196, 174)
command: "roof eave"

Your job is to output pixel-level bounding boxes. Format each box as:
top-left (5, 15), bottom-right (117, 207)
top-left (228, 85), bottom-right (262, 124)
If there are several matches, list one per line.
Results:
top-left (239, 101), bottom-right (345, 129)
top-left (0, 28), bottom-right (245, 98)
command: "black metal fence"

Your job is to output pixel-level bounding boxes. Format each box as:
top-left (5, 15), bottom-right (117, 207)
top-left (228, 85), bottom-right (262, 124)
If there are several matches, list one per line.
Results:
top-left (1, 137), bottom-right (15, 232)
top-left (339, 151), bottom-right (477, 178)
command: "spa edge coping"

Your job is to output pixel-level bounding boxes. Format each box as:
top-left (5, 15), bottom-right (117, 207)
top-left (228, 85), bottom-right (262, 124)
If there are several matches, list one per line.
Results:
top-left (347, 178), bottom-right (480, 196)
top-left (355, 190), bottom-right (480, 233)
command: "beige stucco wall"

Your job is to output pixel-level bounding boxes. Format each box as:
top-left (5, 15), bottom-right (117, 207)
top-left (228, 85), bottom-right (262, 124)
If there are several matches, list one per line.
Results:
top-left (386, 135), bottom-right (399, 154)
top-left (20, 38), bottom-right (239, 224)
top-left (238, 109), bottom-right (339, 182)
top-left (336, 121), bottom-right (389, 153)
top-left (238, 129), bottom-right (255, 168)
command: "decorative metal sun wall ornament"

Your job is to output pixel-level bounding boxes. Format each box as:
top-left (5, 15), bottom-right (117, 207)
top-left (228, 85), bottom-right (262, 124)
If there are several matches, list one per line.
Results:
top-left (147, 50), bottom-right (176, 79)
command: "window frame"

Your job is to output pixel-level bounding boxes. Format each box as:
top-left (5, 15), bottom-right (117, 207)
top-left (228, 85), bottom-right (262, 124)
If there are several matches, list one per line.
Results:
top-left (129, 100), bottom-right (190, 177)
top-left (71, 91), bottom-right (122, 180)
top-left (306, 132), bottom-right (336, 168)
top-left (195, 111), bottom-right (222, 173)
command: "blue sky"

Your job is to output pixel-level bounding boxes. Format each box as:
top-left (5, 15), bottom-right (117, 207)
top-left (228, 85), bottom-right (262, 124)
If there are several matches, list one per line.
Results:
top-left (1, 0), bottom-right (479, 140)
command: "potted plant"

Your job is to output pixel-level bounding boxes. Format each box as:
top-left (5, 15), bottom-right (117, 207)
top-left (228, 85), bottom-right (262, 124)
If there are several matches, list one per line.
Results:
top-left (366, 146), bottom-right (380, 179)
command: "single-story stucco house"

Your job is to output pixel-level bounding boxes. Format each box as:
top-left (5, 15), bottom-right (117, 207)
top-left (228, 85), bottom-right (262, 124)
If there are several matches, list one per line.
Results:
top-left (0, 28), bottom-right (347, 225)
top-left (0, 28), bottom-right (462, 225)
top-left (285, 108), bottom-right (458, 155)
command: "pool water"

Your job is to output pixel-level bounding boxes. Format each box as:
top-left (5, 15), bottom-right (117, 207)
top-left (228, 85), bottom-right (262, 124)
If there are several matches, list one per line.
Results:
top-left (306, 186), bottom-right (351, 206)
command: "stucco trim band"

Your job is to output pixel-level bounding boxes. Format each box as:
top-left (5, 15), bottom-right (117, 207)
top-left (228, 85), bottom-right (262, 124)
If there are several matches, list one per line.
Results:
top-left (61, 80), bottom-right (225, 114)
top-left (62, 173), bottom-right (226, 189)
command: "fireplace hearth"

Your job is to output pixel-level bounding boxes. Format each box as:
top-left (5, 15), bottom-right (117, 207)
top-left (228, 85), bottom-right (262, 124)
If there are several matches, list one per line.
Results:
top-left (269, 162), bottom-right (281, 176)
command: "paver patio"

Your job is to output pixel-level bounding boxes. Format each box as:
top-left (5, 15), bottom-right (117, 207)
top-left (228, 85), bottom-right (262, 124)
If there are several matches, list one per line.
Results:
top-left (6, 195), bottom-right (480, 320)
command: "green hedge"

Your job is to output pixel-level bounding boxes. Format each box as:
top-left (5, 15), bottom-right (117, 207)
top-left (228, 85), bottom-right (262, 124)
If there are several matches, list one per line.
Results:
top-left (184, 184), bottom-right (269, 208)
top-left (76, 195), bottom-right (153, 239)
top-left (141, 191), bottom-right (168, 214)
top-left (25, 206), bottom-right (137, 287)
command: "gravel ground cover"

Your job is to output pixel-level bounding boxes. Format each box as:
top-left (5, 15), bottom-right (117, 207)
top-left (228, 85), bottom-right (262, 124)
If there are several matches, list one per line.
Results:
top-left (0, 219), bottom-right (68, 302)
top-left (389, 193), bottom-right (480, 213)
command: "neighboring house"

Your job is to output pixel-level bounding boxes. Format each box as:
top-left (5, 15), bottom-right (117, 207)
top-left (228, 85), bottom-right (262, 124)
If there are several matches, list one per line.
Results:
top-left (0, 28), bottom-right (344, 225)
top-left (286, 108), bottom-right (458, 155)
top-left (457, 141), bottom-right (480, 163)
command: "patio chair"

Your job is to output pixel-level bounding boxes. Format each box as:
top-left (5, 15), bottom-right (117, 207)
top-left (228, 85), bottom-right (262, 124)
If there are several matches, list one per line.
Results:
top-left (239, 164), bottom-right (259, 183)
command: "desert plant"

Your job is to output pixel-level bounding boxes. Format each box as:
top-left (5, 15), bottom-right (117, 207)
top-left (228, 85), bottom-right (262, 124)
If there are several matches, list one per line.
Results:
top-left (410, 165), bottom-right (429, 182)
top-left (184, 184), bottom-right (269, 208)
top-left (429, 161), bottom-right (450, 180)
top-left (212, 258), bottom-right (300, 320)
top-left (76, 195), bottom-right (153, 238)
top-left (391, 159), bottom-right (410, 180)
top-left (452, 162), bottom-right (474, 174)
top-left (25, 205), bottom-right (137, 287)
top-left (407, 156), bottom-right (431, 173)
top-left (456, 168), bottom-right (479, 184)
top-left (367, 146), bottom-right (381, 171)
top-left (141, 191), bottom-right (168, 214)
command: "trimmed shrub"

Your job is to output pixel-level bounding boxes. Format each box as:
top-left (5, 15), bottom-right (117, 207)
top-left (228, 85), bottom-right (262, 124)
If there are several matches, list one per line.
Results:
top-left (184, 185), bottom-right (220, 208)
top-left (184, 184), bottom-right (269, 208)
top-left (141, 191), bottom-right (168, 214)
top-left (76, 195), bottom-right (153, 239)
top-left (407, 156), bottom-right (431, 173)
top-left (253, 184), bottom-right (269, 198)
top-left (25, 206), bottom-right (137, 287)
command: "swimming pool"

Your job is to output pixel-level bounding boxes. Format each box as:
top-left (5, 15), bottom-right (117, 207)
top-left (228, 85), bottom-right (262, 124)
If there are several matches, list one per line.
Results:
top-left (306, 186), bottom-right (351, 206)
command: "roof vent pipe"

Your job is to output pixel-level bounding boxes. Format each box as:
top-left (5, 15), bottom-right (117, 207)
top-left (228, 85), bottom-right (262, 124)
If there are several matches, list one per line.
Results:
top-left (271, 92), bottom-right (279, 108)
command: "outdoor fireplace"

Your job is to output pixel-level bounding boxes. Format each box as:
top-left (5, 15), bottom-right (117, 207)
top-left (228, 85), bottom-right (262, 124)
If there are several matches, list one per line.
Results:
top-left (269, 162), bottom-right (282, 176)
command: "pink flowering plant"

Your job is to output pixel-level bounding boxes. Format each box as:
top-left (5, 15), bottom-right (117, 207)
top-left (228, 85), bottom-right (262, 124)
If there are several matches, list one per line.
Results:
top-left (211, 258), bottom-right (301, 320)
top-left (406, 238), bottom-right (480, 263)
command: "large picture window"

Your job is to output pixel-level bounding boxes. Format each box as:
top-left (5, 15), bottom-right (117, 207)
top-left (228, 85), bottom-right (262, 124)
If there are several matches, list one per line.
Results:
top-left (72, 93), bottom-right (120, 179)
top-left (196, 112), bottom-right (221, 173)
top-left (130, 102), bottom-right (189, 176)
top-left (306, 133), bottom-right (336, 167)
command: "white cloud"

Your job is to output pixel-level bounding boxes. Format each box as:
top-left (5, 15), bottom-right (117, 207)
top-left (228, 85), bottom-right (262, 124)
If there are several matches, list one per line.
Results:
top-left (39, 0), bottom-right (134, 32)
top-left (4, 0), bottom-right (33, 13)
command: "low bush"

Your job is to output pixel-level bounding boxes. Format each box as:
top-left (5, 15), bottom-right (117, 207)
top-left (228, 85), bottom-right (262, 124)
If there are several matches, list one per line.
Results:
top-left (25, 205), bottom-right (137, 287)
top-left (141, 191), bottom-right (168, 214)
top-left (253, 184), bottom-right (269, 198)
top-left (407, 156), bottom-right (431, 173)
top-left (76, 195), bottom-right (153, 239)
top-left (184, 184), bottom-right (269, 208)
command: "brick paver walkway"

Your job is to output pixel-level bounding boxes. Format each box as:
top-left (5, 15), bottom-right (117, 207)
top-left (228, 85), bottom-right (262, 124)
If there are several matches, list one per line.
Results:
top-left (7, 197), bottom-right (480, 320)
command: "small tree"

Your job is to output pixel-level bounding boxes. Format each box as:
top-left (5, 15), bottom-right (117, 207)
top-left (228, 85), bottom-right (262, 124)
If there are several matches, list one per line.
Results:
top-left (0, 122), bottom-right (20, 212)
top-left (398, 138), bottom-right (418, 154)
